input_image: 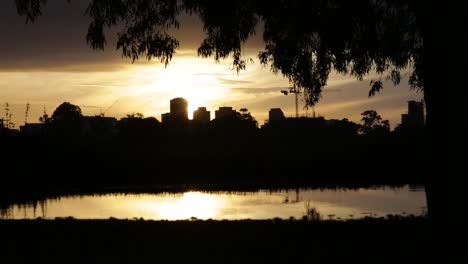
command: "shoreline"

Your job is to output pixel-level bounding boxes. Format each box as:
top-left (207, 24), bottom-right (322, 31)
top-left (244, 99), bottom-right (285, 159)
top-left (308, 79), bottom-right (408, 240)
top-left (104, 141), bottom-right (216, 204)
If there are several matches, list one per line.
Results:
top-left (1, 182), bottom-right (423, 205)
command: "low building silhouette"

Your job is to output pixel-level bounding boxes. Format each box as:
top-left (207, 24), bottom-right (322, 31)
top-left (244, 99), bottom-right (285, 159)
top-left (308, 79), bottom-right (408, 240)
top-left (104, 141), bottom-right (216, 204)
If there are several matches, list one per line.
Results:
top-left (161, 113), bottom-right (172, 123)
top-left (0, 127), bottom-right (19, 137)
top-left (268, 108), bottom-right (286, 123)
top-left (193, 107), bottom-right (211, 124)
top-left (19, 123), bottom-right (45, 137)
top-left (263, 115), bottom-right (358, 140)
top-left (215, 107), bottom-right (236, 120)
top-left (82, 116), bottom-right (118, 137)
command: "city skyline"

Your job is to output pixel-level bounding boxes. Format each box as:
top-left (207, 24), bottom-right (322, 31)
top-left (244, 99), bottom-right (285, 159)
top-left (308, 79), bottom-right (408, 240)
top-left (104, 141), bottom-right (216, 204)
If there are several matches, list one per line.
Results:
top-left (6, 97), bottom-right (425, 135)
top-left (0, 1), bottom-right (422, 129)
top-left (0, 61), bottom-right (422, 129)
top-left (2, 2), bottom-right (459, 262)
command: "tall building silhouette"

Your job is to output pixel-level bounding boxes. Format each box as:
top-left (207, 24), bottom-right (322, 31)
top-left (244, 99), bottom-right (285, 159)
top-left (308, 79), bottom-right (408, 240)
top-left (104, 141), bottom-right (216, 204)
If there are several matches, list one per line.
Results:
top-left (170, 98), bottom-right (188, 120)
top-left (162, 97), bottom-right (189, 123)
top-left (401, 100), bottom-right (425, 129)
top-left (193, 107), bottom-right (211, 124)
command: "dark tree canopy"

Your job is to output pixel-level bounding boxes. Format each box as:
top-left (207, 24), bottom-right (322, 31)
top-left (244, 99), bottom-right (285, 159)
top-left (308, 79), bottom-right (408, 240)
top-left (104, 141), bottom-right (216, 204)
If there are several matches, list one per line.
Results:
top-left (358, 109), bottom-right (390, 136)
top-left (15, 0), bottom-right (423, 107)
top-left (117, 113), bottom-right (161, 138)
top-left (51, 102), bottom-right (82, 121)
top-left (50, 102), bottom-right (83, 136)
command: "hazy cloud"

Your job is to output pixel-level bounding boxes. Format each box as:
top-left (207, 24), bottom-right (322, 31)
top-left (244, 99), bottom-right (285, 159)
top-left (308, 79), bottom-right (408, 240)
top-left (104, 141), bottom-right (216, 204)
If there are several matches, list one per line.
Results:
top-left (230, 87), bottom-right (288, 94)
top-left (219, 78), bottom-right (255, 85)
top-left (323, 88), bottom-right (343, 93)
top-left (0, 1), bottom-right (253, 71)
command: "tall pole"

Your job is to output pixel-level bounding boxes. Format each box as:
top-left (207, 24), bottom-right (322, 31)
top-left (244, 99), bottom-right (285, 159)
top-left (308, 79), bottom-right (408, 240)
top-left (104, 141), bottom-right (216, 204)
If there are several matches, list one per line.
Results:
top-left (295, 90), bottom-right (299, 118)
top-left (281, 89), bottom-right (299, 118)
top-left (25, 102), bottom-right (30, 125)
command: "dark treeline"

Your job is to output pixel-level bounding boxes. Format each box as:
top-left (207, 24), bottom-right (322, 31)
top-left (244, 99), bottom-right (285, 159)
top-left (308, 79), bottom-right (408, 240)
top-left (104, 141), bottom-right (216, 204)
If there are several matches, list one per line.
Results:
top-left (0, 101), bottom-right (426, 202)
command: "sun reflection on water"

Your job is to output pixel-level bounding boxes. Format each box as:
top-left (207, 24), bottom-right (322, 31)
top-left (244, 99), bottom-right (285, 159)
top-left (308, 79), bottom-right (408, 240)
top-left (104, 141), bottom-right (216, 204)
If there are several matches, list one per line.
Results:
top-left (0, 187), bottom-right (427, 220)
top-left (138, 192), bottom-right (226, 220)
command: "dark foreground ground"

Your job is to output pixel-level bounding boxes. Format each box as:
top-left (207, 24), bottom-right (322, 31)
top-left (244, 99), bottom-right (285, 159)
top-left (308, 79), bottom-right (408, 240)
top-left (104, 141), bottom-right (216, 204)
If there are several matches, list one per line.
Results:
top-left (0, 218), bottom-right (465, 263)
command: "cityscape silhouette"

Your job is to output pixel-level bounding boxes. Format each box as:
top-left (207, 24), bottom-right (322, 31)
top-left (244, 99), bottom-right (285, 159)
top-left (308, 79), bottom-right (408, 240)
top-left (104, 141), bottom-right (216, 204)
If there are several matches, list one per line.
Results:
top-left (1, 0), bottom-right (466, 263)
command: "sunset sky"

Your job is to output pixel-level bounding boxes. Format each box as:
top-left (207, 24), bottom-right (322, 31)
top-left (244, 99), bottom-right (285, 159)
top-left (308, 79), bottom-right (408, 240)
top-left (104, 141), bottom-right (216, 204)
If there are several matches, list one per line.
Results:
top-left (0, 1), bottom-right (422, 128)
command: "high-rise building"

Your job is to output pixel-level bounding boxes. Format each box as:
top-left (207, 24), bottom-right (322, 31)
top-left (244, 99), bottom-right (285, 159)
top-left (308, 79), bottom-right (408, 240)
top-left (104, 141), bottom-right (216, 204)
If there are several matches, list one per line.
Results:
top-left (401, 100), bottom-right (425, 129)
top-left (170, 97), bottom-right (188, 120)
top-left (162, 97), bottom-right (189, 123)
top-left (193, 107), bottom-right (211, 124)
top-left (268, 108), bottom-right (285, 123)
top-left (215, 107), bottom-right (236, 120)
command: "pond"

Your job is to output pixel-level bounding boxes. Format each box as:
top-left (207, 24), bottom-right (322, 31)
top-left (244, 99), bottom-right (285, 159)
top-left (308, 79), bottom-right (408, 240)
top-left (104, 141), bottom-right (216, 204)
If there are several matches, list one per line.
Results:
top-left (1, 186), bottom-right (426, 220)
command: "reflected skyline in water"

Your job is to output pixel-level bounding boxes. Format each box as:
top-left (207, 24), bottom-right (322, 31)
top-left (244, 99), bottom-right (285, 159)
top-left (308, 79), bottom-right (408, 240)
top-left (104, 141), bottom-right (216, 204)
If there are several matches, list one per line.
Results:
top-left (1, 186), bottom-right (427, 220)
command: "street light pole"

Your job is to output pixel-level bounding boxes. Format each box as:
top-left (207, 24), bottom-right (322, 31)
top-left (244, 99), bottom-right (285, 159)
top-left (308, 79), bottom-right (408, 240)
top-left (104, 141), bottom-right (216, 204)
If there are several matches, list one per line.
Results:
top-left (290, 88), bottom-right (299, 118)
top-left (281, 88), bottom-right (299, 118)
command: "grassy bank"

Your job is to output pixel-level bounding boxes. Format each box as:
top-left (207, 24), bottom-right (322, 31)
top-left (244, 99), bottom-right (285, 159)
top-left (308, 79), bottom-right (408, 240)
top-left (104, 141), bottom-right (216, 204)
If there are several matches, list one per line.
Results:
top-left (1, 217), bottom-right (464, 263)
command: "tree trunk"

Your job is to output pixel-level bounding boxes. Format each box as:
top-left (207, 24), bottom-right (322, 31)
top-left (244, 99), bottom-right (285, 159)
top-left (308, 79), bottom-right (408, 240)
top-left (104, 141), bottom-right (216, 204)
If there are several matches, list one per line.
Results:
top-left (421, 2), bottom-right (466, 223)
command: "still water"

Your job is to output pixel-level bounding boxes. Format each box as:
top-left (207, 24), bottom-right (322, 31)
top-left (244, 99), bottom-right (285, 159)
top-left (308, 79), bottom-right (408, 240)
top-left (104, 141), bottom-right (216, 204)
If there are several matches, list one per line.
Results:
top-left (1, 186), bottom-right (426, 220)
